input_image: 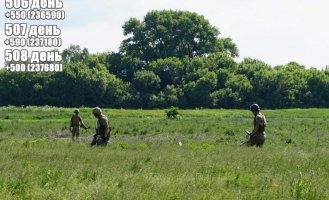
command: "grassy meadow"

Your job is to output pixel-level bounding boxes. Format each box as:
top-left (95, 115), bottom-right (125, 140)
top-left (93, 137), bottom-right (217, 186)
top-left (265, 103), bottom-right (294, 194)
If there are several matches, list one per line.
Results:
top-left (0, 106), bottom-right (329, 199)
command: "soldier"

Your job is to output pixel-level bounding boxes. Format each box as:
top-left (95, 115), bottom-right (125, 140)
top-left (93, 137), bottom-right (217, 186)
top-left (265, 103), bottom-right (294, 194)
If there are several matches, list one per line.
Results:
top-left (91, 107), bottom-right (111, 146)
top-left (70, 109), bottom-right (88, 142)
top-left (246, 104), bottom-right (267, 147)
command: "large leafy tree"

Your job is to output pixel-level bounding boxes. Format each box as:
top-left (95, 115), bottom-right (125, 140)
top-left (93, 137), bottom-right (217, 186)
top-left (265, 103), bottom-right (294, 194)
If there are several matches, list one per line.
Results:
top-left (120, 10), bottom-right (238, 63)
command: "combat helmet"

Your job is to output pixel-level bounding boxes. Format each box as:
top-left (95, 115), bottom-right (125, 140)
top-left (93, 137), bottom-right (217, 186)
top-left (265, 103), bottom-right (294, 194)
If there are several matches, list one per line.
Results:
top-left (250, 104), bottom-right (260, 111)
top-left (92, 107), bottom-right (102, 115)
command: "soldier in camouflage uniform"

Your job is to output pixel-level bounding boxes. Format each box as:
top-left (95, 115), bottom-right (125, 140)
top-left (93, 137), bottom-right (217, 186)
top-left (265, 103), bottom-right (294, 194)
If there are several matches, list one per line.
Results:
top-left (246, 104), bottom-right (267, 147)
top-left (91, 107), bottom-right (111, 146)
top-left (70, 109), bottom-right (88, 142)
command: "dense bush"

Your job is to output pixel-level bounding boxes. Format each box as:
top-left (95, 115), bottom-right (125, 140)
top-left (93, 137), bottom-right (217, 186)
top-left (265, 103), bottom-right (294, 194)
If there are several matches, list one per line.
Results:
top-left (165, 107), bottom-right (180, 119)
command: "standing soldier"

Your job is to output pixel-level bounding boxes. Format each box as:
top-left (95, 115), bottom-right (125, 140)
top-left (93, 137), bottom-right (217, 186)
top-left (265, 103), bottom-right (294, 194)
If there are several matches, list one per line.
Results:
top-left (246, 104), bottom-right (267, 147)
top-left (91, 107), bottom-right (111, 146)
top-left (70, 109), bottom-right (88, 142)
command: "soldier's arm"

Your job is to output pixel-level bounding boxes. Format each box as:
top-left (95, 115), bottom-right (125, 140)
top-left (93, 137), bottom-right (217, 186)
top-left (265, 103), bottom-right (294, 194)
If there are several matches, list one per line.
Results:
top-left (251, 124), bottom-right (259, 134)
top-left (101, 118), bottom-right (109, 137)
top-left (104, 124), bottom-right (109, 137)
top-left (263, 116), bottom-right (267, 127)
top-left (79, 116), bottom-right (86, 127)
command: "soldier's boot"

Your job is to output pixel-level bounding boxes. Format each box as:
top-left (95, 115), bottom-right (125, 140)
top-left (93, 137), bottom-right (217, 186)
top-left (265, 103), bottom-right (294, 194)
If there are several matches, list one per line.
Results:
top-left (90, 135), bottom-right (98, 146)
top-left (256, 139), bottom-right (265, 148)
top-left (97, 137), bottom-right (108, 147)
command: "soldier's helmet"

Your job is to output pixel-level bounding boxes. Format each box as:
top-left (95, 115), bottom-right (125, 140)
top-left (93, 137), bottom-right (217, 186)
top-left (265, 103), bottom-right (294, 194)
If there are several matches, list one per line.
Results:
top-left (250, 104), bottom-right (260, 111)
top-left (74, 109), bottom-right (80, 114)
top-left (92, 107), bottom-right (102, 115)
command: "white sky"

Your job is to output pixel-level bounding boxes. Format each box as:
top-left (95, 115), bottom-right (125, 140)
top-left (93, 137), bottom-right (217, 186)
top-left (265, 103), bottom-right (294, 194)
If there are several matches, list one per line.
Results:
top-left (1, 0), bottom-right (329, 69)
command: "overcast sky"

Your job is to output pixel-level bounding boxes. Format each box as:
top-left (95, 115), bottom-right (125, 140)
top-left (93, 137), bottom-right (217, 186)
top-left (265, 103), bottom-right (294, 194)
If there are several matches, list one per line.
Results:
top-left (1, 0), bottom-right (329, 69)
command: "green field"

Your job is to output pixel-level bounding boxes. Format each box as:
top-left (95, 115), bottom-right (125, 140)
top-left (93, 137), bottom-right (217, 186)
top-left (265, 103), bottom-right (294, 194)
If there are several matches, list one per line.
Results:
top-left (1, 107), bottom-right (329, 199)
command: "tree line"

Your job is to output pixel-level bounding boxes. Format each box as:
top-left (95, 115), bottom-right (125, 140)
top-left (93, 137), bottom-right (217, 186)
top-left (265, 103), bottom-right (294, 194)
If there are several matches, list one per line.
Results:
top-left (1, 10), bottom-right (328, 109)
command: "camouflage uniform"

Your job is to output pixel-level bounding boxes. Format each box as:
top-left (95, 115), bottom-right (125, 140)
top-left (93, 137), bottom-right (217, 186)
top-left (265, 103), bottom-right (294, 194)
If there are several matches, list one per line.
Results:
top-left (70, 110), bottom-right (86, 141)
top-left (91, 115), bottom-right (111, 146)
top-left (250, 113), bottom-right (267, 147)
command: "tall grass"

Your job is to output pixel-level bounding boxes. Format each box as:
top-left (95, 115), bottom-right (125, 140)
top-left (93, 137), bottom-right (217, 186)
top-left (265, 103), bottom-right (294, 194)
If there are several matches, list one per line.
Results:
top-left (0, 106), bottom-right (329, 199)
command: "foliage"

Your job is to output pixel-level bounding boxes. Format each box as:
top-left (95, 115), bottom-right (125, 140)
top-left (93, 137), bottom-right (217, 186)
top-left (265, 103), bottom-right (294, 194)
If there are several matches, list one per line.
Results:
top-left (1, 10), bottom-right (329, 109)
top-left (62, 44), bottom-right (89, 63)
top-left (165, 106), bottom-right (179, 118)
top-left (120, 10), bottom-right (238, 62)
top-left (133, 70), bottom-right (160, 93)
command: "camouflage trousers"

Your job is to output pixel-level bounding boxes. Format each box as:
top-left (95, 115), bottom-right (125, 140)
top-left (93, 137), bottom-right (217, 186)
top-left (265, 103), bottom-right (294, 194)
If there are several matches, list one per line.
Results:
top-left (71, 126), bottom-right (80, 137)
top-left (91, 134), bottom-right (109, 147)
top-left (244, 132), bottom-right (266, 147)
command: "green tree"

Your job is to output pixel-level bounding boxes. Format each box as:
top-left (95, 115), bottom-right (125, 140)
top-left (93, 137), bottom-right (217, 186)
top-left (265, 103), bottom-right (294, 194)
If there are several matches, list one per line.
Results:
top-left (120, 10), bottom-right (238, 62)
top-left (267, 62), bottom-right (310, 108)
top-left (0, 70), bottom-right (50, 106)
top-left (108, 53), bottom-right (145, 82)
top-left (237, 58), bottom-right (271, 80)
top-left (62, 45), bottom-right (89, 63)
top-left (183, 69), bottom-right (217, 107)
top-left (133, 70), bottom-right (161, 93)
top-left (225, 74), bottom-right (253, 102)
top-left (210, 74), bottom-right (252, 108)
top-left (206, 52), bottom-right (238, 72)
top-left (237, 58), bottom-right (273, 107)
top-left (149, 57), bottom-right (184, 88)
top-left (44, 62), bottom-right (129, 107)
top-left (211, 88), bottom-right (241, 108)
top-left (305, 68), bottom-right (329, 107)
top-left (88, 53), bottom-right (109, 69)
top-left (157, 85), bottom-right (183, 107)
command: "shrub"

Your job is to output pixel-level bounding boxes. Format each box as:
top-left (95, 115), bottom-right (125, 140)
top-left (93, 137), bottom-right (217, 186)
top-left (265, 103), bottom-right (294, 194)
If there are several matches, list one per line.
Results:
top-left (165, 106), bottom-right (179, 119)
